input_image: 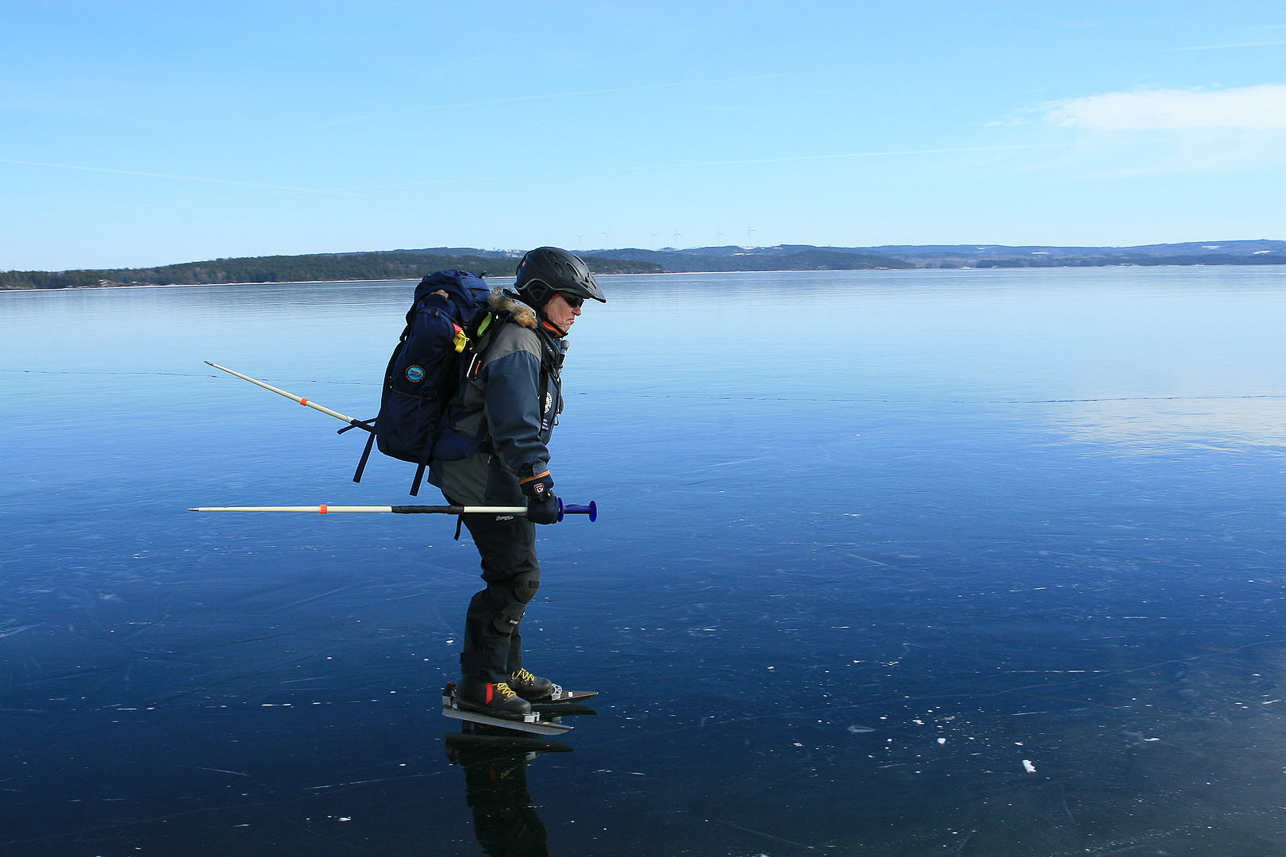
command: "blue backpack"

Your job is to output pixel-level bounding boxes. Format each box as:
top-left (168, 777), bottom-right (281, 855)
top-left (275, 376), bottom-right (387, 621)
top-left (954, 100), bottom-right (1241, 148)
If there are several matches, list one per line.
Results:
top-left (352, 270), bottom-right (494, 495)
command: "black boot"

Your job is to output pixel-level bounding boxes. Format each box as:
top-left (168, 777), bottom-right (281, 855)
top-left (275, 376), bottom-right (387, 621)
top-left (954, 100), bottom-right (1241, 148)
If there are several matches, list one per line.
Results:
top-left (457, 678), bottom-right (532, 718)
top-left (508, 668), bottom-right (556, 702)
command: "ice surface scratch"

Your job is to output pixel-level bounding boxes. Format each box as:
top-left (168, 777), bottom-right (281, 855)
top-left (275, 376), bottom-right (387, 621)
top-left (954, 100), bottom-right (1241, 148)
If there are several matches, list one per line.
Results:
top-left (716, 819), bottom-right (819, 851)
top-left (303, 772), bottom-right (443, 791)
top-left (276, 584), bottom-right (361, 611)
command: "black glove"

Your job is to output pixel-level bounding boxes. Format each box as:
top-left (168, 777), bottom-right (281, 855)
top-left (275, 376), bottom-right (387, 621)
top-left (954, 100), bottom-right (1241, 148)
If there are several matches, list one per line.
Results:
top-left (520, 470), bottom-right (559, 525)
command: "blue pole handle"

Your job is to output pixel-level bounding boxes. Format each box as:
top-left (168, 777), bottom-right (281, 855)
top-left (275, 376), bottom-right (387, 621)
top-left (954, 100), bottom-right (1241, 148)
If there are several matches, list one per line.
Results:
top-left (557, 499), bottom-right (598, 522)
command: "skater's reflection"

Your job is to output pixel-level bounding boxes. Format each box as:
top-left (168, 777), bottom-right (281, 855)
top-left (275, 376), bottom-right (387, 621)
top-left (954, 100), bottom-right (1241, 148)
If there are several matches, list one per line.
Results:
top-left (446, 729), bottom-right (571, 857)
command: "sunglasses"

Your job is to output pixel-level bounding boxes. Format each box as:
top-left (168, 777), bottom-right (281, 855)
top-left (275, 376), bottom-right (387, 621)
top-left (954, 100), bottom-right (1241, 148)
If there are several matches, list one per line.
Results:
top-left (557, 292), bottom-right (584, 309)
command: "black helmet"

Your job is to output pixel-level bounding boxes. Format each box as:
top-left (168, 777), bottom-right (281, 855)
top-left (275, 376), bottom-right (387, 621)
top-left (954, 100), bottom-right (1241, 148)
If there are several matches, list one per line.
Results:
top-left (514, 247), bottom-right (606, 307)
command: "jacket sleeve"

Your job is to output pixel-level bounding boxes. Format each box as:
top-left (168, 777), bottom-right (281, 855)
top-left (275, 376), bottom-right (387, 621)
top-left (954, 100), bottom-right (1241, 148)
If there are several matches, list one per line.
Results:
top-left (480, 347), bottom-right (549, 478)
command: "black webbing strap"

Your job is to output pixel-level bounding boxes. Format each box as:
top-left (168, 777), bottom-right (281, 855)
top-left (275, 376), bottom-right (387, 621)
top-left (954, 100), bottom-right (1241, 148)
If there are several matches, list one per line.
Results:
top-left (410, 438), bottom-right (433, 497)
top-left (351, 420), bottom-right (377, 484)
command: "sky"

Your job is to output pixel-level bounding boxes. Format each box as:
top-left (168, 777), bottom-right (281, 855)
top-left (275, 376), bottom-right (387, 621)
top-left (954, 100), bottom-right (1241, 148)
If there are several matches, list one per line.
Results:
top-left (3, 0), bottom-right (1285, 271)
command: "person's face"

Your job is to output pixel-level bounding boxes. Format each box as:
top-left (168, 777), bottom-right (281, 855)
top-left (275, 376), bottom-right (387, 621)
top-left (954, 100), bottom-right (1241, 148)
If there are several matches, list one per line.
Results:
top-left (544, 292), bottom-right (582, 331)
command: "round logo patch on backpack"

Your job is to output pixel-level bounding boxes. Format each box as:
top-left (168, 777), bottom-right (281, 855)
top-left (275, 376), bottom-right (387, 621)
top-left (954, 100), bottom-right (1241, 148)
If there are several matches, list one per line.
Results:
top-left (405, 364), bottom-right (425, 383)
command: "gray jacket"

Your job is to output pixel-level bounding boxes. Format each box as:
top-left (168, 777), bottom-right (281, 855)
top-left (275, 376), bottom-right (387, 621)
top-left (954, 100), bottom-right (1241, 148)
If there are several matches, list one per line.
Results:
top-left (428, 289), bottom-right (566, 505)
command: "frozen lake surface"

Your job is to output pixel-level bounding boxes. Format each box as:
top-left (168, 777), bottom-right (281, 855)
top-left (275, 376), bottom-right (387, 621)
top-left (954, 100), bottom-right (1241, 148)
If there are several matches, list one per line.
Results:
top-left (2, 266), bottom-right (1286, 855)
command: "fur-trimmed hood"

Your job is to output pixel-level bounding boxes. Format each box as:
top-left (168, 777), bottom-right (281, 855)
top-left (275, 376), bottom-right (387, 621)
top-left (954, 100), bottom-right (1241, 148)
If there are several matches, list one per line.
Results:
top-left (489, 288), bottom-right (538, 329)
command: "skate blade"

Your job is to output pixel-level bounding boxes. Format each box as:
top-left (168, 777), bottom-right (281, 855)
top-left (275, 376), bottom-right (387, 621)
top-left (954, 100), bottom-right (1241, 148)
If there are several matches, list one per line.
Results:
top-left (445, 730), bottom-right (574, 755)
top-left (443, 705), bottom-right (572, 735)
top-left (531, 701), bottom-right (597, 716)
top-left (539, 687), bottom-right (599, 703)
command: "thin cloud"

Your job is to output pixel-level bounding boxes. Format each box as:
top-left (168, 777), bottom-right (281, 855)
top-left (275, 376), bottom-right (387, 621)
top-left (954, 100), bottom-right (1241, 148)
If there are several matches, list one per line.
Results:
top-left (1047, 84), bottom-right (1286, 130)
top-left (335, 144), bottom-right (1072, 192)
top-left (1171, 38), bottom-right (1286, 51)
top-left (1171, 23), bottom-right (1286, 51)
top-left (0, 158), bottom-right (367, 197)
top-left (320, 75), bottom-right (782, 127)
top-left (610, 144), bottom-right (1070, 172)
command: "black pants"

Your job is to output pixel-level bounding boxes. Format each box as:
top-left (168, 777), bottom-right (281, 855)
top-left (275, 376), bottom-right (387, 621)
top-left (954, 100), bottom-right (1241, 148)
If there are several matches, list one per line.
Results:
top-left (458, 510), bottom-right (541, 683)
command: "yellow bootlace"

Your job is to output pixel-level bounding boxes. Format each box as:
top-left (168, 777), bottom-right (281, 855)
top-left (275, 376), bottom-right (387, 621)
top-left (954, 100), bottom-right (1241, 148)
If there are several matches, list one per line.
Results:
top-left (511, 668), bottom-right (537, 684)
top-left (493, 682), bottom-right (519, 700)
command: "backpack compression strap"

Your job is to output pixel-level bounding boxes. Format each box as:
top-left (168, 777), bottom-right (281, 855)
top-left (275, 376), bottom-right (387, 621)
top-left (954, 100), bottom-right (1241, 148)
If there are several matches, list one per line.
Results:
top-left (351, 420), bottom-right (378, 485)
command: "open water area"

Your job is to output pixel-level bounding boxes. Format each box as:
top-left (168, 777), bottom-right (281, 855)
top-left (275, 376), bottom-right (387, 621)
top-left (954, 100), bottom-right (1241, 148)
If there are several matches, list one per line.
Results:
top-left (2, 266), bottom-right (1286, 856)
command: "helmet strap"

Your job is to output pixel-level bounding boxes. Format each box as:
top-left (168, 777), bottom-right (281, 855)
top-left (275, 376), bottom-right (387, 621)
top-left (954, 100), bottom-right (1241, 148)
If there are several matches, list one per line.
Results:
top-left (539, 314), bottom-right (569, 338)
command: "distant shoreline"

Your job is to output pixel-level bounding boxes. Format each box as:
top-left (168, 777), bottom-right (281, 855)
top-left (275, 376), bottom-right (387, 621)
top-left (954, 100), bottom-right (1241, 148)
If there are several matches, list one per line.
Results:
top-left (4, 241), bottom-right (1285, 291)
top-left (7, 261), bottom-right (1286, 294)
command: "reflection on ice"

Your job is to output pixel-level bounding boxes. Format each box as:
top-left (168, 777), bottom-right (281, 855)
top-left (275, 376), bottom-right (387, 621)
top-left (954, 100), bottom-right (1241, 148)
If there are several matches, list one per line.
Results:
top-left (1053, 395), bottom-right (1286, 450)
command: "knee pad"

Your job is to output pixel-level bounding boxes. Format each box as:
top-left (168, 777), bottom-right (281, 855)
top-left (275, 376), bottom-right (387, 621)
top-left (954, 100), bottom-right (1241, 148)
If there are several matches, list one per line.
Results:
top-left (510, 569), bottom-right (540, 605)
top-left (485, 571), bottom-right (540, 636)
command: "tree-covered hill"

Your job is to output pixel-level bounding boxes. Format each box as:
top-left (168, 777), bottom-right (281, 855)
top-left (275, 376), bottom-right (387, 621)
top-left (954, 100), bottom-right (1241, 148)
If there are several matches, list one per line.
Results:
top-left (600, 240), bottom-right (1286, 270)
top-left (859, 239), bottom-right (1286, 268)
top-left (0, 250), bottom-right (660, 290)
top-left (599, 246), bottom-right (914, 271)
top-left (5, 240), bottom-right (1284, 290)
